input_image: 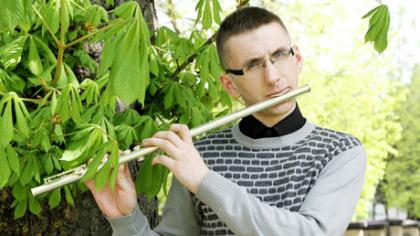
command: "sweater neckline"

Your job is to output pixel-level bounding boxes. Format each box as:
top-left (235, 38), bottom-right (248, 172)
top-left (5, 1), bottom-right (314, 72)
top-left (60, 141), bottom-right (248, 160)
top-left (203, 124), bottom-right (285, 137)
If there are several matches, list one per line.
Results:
top-left (231, 121), bottom-right (315, 149)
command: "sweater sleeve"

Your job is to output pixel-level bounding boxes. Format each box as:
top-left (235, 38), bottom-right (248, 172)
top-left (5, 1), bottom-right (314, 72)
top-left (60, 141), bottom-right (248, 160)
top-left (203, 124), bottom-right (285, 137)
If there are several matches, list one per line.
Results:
top-left (107, 178), bottom-right (201, 236)
top-left (195, 145), bottom-right (367, 236)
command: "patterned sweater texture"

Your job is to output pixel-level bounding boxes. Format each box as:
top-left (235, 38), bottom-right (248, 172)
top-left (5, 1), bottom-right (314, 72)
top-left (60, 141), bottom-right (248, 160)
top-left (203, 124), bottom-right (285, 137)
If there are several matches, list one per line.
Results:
top-left (108, 121), bottom-right (366, 236)
top-left (192, 122), bottom-right (361, 235)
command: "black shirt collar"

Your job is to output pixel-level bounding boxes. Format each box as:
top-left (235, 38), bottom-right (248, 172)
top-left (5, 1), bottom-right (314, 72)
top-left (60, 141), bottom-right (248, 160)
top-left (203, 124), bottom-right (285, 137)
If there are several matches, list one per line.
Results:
top-left (239, 104), bottom-right (306, 139)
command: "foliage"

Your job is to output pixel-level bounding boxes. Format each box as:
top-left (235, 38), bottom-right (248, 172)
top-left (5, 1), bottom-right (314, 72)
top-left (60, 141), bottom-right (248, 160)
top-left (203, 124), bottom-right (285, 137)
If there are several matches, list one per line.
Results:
top-left (383, 65), bottom-right (420, 217)
top-left (0, 0), bottom-right (227, 218)
top-left (362, 4), bottom-right (391, 53)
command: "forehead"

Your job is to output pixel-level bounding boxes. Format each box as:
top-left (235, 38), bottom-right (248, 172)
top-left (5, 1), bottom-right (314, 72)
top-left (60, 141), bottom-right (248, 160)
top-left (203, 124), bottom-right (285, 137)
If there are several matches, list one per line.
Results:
top-left (224, 22), bottom-right (291, 67)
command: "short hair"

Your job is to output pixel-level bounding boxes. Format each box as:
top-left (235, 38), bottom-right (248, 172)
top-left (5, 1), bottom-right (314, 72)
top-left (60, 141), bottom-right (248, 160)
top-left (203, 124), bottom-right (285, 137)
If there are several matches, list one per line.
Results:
top-left (216, 7), bottom-right (289, 68)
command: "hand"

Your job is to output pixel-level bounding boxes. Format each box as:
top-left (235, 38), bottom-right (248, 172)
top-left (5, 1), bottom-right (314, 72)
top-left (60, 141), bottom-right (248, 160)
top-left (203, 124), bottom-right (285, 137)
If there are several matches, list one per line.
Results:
top-left (85, 163), bottom-right (138, 218)
top-left (142, 124), bottom-right (209, 194)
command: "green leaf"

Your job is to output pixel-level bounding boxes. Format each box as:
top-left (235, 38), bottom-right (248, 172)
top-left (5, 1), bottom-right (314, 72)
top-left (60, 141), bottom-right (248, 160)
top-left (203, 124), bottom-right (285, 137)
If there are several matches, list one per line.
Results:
top-left (32, 36), bottom-right (56, 64)
top-left (42, 153), bottom-right (54, 175)
top-left (43, 1), bottom-right (60, 35)
top-left (174, 84), bottom-right (187, 108)
top-left (0, 7), bottom-right (16, 33)
top-left (109, 142), bottom-right (120, 192)
top-left (136, 154), bottom-right (169, 201)
top-left (40, 130), bottom-right (51, 152)
top-left (13, 97), bottom-right (29, 137)
top-left (191, 107), bottom-right (203, 127)
top-left (51, 90), bottom-right (58, 116)
top-left (202, 0), bottom-right (212, 29)
top-left (54, 124), bottom-right (65, 144)
top-left (212, 0), bottom-right (221, 24)
top-left (195, 0), bottom-right (205, 23)
top-left (6, 145), bottom-right (20, 176)
top-left (85, 5), bottom-right (109, 27)
top-left (363, 4), bottom-right (391, 53)
top-left (60, 133), bottom-right (91, 162)
top-left (70, 87), bottom-right (83, 123)
top-left (0, 35), bottom-right (28, 69)
top-left (209, 44), bottom-right (222, 78)
top-left (48, 188), bottom-right (61, 209)
top-left (113, 1), bottom-right (137, 20)
top-left (0, 148), bottom-right (11, 187)
top-left (81, 142), bottom-right (108, 181)
top-left (374, 6), bottom-right (390, 53)
top-left (98, 32), bottom-right (123, 76)
top-left (57, 64), bottom-right (69, 88)
top-left (110, 20), bottom-right (150, 105)
top-left (149, 50), bottom-right (159, 77)
top-left (64, 64), bottom-right (80, 86)
top-left (28, 194), bottom-right (41, 215)
top-left (12, 182), bottom-right (26, 200)
top-left (163, 83), bottom-right (174, 109)
top-left (3, 74), bottom-right (26, 93)
top-left (27, 37), bottom-right (43, 76)
top-left (32, 156), bottom-right (41, 183)
top-left (19, 158), bottom-right (34, 185)
top-left (14, 198), bottom-right (27, 219)
top-left (64, 186), bottom-right (74, 206)
top-left (138, 117), bottom-right (156, 140)
top-left (0, 98), bottom-right (14, 146)
top-left (94, 155), bottom-right (112, 190)
top-left (57, 86), bottom-right (70, 121)
top-left (135, 155), bottom-right (153, 198)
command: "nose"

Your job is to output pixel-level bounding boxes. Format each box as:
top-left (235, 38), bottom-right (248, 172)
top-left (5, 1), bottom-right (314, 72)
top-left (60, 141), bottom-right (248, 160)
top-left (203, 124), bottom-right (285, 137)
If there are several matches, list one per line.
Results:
top-left (263, 59), bottom-right (280, 85)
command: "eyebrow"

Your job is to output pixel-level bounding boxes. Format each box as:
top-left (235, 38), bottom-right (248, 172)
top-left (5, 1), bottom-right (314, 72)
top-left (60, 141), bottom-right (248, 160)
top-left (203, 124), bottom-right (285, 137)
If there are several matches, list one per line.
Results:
top-left (242, 46), bottom-right (290, 67)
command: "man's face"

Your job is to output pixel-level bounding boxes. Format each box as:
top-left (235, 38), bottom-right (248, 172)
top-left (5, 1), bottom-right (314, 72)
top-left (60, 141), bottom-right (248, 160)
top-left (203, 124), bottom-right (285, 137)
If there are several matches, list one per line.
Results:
top-left (220, 22), bottom-right (303, 126)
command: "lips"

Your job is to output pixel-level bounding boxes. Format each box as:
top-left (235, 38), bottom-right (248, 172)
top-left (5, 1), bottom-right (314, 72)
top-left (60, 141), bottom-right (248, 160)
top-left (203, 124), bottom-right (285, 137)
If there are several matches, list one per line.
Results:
top-left (266, 87), bottom-right (290, 98)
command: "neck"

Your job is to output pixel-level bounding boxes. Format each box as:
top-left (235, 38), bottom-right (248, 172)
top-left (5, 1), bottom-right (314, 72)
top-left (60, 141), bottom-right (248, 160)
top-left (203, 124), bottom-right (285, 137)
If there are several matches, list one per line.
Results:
top-left (252, 102), bottom-right (296, 127)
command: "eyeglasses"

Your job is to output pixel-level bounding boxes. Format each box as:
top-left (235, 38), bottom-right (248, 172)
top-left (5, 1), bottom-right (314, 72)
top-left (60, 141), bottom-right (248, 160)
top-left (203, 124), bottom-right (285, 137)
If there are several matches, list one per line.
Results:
top-left (225, 47), bottom-right (295, 78)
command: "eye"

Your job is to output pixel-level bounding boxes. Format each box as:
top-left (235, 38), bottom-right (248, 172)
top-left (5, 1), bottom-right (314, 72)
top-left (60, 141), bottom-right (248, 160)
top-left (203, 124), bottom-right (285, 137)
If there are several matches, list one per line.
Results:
top-left (272, 50), bottom-right (289, 59)
top-left (245, 62), bottom-right (257, 70)
top-left (244, 60), bottom-right (263, 71)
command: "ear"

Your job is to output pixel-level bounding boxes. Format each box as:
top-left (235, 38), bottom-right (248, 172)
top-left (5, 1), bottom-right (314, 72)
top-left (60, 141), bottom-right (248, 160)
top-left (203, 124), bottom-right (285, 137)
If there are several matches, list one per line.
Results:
top-left (292, 45), bottom-right (304, 73)
top-left (219, 74), bottom-right (241, 97)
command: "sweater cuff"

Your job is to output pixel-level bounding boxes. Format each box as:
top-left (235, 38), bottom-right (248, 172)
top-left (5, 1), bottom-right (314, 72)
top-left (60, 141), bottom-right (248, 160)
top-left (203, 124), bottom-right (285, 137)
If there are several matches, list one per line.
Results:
top-left (195, 170), bottom-right (241, 212)
top-left (106, 206), bottom-right (147, 235)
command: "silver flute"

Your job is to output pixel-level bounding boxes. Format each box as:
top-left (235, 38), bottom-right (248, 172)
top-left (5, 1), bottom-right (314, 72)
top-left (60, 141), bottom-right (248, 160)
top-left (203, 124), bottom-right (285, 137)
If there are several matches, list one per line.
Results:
top-left (31, 84), bottom-right (310, 196)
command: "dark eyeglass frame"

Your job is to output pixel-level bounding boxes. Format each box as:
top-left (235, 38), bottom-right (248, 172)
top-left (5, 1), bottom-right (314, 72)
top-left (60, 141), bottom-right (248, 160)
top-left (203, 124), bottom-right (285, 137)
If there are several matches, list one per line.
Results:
top-left (225, 47), bottom-right (295, 76)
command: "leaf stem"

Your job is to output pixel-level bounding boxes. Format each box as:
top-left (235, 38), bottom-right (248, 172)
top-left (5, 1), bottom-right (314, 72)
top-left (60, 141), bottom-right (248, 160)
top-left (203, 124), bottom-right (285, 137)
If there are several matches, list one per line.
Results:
top-left (32, 5), bottom-right (60, 45)
top-left (52, 0), bottom-right (68, 86)
top-left (65, 19), bottom-right (126, 48)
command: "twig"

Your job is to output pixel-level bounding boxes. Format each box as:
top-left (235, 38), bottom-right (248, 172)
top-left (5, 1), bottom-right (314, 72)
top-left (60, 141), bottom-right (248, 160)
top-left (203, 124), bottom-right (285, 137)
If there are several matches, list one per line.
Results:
top-left (65, 19), bottom-right (126, 48)
top-left (170, 32), bottom-right (217, 80)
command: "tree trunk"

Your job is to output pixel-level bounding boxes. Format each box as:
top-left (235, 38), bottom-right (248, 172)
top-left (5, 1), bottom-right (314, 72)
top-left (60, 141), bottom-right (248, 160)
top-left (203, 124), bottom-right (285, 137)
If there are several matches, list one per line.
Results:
top-left (0, 1), bottom-right (159, 235)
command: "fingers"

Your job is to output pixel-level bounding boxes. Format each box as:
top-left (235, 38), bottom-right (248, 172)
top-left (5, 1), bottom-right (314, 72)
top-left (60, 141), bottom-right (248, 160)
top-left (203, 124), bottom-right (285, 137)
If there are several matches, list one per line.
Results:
top-left (143, 136), bottom-right (179, 157)
top-left (152, 155), bottom-right (175, 170)
top-left (170, 124), bottom-right (193, 144)
top-left (154, 130), bottom-right (184, 148)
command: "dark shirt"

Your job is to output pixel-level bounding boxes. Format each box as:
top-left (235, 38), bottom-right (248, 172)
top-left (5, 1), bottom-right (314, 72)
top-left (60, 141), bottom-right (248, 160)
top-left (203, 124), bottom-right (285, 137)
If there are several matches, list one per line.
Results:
top-left (239, 104), bottom-right (306, 139)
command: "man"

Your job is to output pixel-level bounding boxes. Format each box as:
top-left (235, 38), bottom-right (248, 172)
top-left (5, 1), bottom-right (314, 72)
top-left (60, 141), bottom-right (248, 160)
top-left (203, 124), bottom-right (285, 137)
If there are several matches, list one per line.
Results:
top-left (87, 6), bottom-right (366, 236)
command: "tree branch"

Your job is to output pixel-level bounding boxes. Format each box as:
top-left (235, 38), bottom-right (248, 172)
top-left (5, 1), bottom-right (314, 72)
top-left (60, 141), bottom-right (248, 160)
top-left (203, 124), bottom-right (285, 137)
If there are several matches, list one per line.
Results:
top-left (65, 19), bottom-right (126, 48)
top-left (170, 32), bottom-right (216, 80)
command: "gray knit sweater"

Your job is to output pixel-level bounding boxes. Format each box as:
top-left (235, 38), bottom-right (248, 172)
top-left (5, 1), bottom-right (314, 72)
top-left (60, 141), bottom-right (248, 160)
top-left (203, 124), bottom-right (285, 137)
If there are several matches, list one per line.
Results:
top-left (107, 121), bottom-right (366, 236)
